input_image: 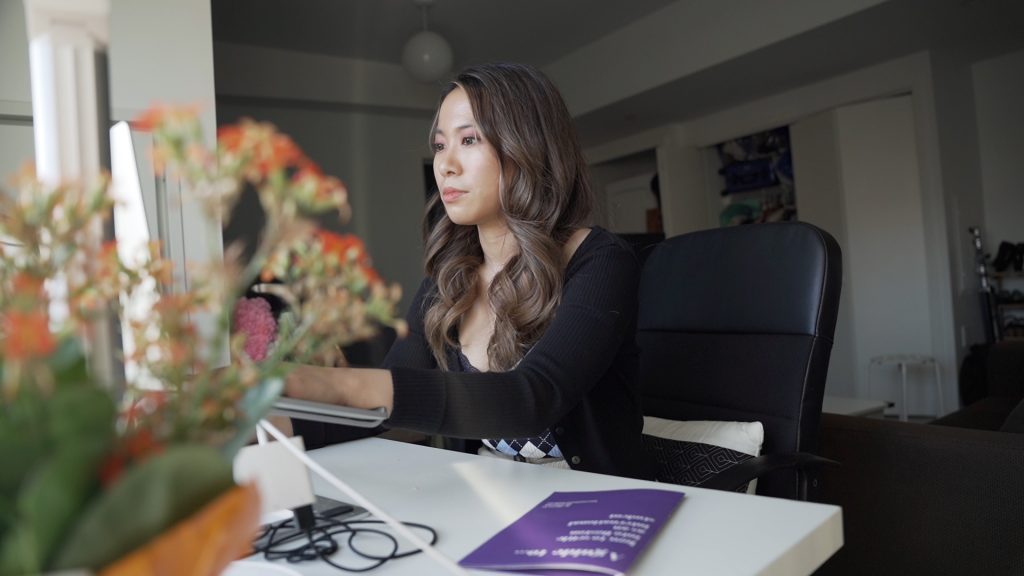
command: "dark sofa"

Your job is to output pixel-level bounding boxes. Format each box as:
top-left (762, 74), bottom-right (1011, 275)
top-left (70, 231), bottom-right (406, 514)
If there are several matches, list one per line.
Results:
top-left (816, 339), bottom-right (1024, 574)
top-left (815, 404), bottom-right (1024, 574)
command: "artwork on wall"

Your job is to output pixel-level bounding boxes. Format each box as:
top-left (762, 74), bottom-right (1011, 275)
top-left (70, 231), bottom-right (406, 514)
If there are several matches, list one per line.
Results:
top-left (715, 126), bottom-right (796, 227)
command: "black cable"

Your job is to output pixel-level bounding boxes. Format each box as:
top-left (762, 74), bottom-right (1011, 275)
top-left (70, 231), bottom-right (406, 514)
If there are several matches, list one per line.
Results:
top-left (252, 510), bottom-right (439, 573)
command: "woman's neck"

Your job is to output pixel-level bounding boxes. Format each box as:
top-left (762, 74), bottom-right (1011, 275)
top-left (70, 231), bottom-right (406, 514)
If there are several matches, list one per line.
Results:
top-left (476, 221), bottom-right (517, 281)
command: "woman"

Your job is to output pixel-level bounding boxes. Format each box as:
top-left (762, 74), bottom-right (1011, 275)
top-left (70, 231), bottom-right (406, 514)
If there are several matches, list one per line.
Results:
top-left (286, 63), bottom-right (652, 480)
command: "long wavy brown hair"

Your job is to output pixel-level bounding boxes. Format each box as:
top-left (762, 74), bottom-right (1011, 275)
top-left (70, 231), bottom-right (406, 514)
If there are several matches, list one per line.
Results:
top-left (422, 63), bottom-right (593, 371)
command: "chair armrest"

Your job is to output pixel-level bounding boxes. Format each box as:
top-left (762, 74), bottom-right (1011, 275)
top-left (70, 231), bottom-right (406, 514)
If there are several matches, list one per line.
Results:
top-left (699, 452), bottom-right (837, 492)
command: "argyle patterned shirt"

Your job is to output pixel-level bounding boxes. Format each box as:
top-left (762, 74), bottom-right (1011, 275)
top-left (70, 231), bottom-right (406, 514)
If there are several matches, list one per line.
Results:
top-left (456, 348), bottom-right (564, 460)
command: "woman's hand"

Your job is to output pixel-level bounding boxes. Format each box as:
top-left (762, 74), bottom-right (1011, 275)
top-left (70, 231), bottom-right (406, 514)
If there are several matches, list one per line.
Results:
top-left (283, 363), bottom-right (395, 414)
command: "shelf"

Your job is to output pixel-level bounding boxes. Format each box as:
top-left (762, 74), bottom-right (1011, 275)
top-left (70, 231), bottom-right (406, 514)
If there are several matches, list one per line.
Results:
top-left (998, 303), bottom-right (1024, 310)
top-left (992, 271), bottom-right (1024, 279)
top-left (720, 183), bottom-right (785, 197)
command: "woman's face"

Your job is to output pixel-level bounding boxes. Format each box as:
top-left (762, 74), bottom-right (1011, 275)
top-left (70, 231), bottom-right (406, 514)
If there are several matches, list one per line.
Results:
top-left (432, 87), bottom-right (504, 228)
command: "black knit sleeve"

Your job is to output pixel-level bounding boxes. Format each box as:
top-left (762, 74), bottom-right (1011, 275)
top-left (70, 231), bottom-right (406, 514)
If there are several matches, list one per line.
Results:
top-left (386, 236), bottom-right (639, 439)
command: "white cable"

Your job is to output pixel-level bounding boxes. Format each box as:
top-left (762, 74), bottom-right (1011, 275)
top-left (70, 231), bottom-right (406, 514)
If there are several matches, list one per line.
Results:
top-left (255, 425), bottom-right (269, 445)
top-left (257, 419), bottom-right (470, 576)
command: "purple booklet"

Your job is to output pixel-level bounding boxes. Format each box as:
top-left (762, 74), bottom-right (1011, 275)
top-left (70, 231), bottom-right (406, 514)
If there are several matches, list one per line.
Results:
top-left (459, 489), bottom-right (685, 575)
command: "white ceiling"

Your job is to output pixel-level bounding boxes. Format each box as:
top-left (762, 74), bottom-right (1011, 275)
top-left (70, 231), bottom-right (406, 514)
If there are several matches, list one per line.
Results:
top-left (211, 0), bottom-right (681, 69)
top-left (212, 0), bottom-right (1024, 147)
top-left (572, 0), bottom-right (1024, 145)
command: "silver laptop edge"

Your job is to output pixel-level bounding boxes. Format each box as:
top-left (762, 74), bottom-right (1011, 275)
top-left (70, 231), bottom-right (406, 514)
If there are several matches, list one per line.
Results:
top-left (271, 398), bottom-right (388, 428)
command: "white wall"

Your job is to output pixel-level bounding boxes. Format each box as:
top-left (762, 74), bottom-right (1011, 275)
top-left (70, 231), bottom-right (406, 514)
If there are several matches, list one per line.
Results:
top-left (590, 150), bottom-right (657, 229)
top-left (925, 50), bottom-right (989, 383)
top-left (1, 0), bottom-right (40, 193)
top-left (790, 110), bottom-right (857, 397)
top-left (0, 123), bottom-right (34, 196)
top-left (656, 135), bottom-right (709, 236)
top-left (836, 96), bottom-right (938, 416)
top-left (214, 42), bottom-right (438, 113)
top-left (973, 48), bottom-right (1024, 254)
top-left (0, 1), bottom-right (32, 114)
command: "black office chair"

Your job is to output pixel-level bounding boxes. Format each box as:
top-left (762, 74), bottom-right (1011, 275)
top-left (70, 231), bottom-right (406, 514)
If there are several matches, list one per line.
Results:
top-left (637, 222), bottom-right (842, 500)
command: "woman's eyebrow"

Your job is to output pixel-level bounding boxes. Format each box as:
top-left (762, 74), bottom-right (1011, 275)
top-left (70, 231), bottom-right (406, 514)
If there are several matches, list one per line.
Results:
top-left (433, 123), bottom-right (477, 137)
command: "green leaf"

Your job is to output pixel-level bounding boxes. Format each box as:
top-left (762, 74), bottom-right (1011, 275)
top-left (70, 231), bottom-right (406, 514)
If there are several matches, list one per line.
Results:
top-left (50, 445), bottom-right (233, 572)
top-left (0, 436), bottom-right (39, 558)
top-left (0, 435), bottom-right (43, 512)
top-left (0, 441), bottom-right (106, 576)
top-left (0, 406), bottom-right (48, 492)
top-left (0, 382), bottom-right (114, 554)
top-left (46, 339), bottom-right (90, 390)
top-left (46, 386), bottom-right (116, 447)
top-left (220, 377), bottom-right (283, 458)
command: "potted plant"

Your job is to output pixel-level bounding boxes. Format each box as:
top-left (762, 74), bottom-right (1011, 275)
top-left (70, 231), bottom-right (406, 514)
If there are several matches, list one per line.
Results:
top-left (0, 106), bottom-right (403, 575)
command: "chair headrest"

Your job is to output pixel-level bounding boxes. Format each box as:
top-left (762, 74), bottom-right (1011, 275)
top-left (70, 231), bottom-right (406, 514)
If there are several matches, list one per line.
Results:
top-left (639, 222), bottom-right (841, 338)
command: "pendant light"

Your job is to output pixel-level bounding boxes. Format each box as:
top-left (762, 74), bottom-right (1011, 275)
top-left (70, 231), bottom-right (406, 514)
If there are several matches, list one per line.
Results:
top-left (401, 0), bottom-right (453, 83)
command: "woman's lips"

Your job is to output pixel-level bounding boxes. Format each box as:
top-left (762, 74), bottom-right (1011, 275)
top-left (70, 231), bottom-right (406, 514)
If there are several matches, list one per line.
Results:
top-left (441, 187), bottom-right (466, 202)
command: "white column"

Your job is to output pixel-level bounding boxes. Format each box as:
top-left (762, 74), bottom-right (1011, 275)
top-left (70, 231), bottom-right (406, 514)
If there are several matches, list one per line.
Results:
top-left (24, 0), bottom-right (118, 387)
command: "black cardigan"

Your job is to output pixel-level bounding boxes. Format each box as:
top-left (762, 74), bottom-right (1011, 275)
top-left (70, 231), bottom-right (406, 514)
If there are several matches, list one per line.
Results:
top-left (383, 227), bottom-right (653, 480)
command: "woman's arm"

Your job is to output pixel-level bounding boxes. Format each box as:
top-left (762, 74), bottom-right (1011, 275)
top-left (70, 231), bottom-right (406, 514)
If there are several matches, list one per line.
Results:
top-left (284, 277), bottom-right (436, 412)
top-left (284, 238), bottom-right (639, 439)
top-left (390, 240), bottom-right (639, 438)
top-left (284, 363), bottom-right (394, 412)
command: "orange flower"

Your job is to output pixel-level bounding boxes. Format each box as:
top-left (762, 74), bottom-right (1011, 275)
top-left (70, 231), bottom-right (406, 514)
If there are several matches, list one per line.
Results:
top-left (317, 176), bottom-right (348, 205)
top-left (2, 309), bottom-right (56, 360)
top-left (217, 125), bottom-right (245, 153)
top-left (272, 134), bottom-right (302, 166)
top-left (124, 429), bottom-right (163, 460)
top-left (255, 133), bottom-right (303, 176)
top-left (165, 341), bottom-right (191, 365)
top-left (316, 230), bottom-right (363, 259)
top-left (98, 454), bottom-right (125, 488)
top-left (133, 103), bottom-right (201, 132)
top-left (11, 272), bottom-right (45, 297)
top-left (133, 104), bottom-right (169, 132)
top-left (97, 241), bottom-right (119, 281)
top-left (290, 162), bottom-right (323, 186)
top-left (123, 390), bottom-right (168, 428)
top-left (315, 230), bottom-right (381, 284)
top-left (99, 429), bottom-right (164, 487)
top-left (361, 264), bottom-right (381, 284)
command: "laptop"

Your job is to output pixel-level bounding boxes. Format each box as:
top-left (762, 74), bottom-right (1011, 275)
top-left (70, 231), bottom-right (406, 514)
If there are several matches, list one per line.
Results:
top-left (270, 397), bottom-right (388, 428)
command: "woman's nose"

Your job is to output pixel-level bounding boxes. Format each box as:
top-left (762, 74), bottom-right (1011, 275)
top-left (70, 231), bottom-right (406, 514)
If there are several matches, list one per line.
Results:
top-left (436, 149), bottom-right (459, 176)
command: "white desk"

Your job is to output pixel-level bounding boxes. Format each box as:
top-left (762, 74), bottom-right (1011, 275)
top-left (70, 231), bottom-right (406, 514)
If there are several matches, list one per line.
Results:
top-left (255, 438), bottom-right (843, 575)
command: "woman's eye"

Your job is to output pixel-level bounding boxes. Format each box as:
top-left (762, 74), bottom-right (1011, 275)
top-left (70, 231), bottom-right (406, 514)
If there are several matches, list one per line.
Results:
top-left (431, 142), bottom-right (445, 153)
top-left (462, 136), bottom-right (477, 146)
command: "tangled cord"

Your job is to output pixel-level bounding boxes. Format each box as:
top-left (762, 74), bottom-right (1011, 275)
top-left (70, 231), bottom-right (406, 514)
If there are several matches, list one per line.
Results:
top-left (252, 513), bottom-right (439, 572)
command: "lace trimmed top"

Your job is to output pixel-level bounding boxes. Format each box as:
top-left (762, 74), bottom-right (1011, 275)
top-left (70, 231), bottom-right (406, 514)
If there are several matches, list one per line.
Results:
top-left (455, 348), bottom-right (564, 461)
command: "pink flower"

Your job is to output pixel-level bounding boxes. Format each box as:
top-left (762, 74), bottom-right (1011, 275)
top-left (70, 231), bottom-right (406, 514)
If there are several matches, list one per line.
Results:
top-left (234, 297), bottom-right (277, 361)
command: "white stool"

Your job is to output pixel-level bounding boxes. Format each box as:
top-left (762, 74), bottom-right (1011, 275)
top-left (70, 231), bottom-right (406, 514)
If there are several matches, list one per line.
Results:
top-left (868, 354), bottom-right (943, 422)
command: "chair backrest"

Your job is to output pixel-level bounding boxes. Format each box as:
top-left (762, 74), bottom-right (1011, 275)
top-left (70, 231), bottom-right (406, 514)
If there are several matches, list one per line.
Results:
top-left (637, 222), bottom-right (842, 499)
